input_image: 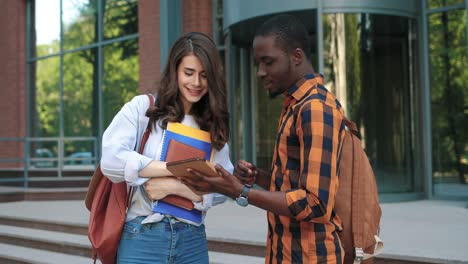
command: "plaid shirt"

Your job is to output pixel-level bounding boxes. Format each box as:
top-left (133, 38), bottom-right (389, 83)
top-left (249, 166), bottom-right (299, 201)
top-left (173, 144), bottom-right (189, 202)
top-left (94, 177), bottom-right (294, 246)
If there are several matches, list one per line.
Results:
top-left (266, 74), bottom-right (345, 264)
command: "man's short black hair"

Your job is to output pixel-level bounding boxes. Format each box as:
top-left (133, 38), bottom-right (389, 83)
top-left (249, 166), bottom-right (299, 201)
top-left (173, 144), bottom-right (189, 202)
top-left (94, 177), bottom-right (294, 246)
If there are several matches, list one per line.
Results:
top-left (255, 14), bottom-right (311, 59)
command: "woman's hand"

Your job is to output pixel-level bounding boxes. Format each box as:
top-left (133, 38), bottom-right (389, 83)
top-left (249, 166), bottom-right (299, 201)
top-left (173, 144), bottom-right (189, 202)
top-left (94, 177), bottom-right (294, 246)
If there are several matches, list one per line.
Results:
top-left (143, 177), bottom-right (202, 202)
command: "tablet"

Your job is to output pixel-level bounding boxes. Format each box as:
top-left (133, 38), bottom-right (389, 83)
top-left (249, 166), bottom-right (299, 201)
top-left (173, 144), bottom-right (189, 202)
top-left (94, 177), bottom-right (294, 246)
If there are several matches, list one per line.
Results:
top-left (166, 157), bottom-right (219, 178)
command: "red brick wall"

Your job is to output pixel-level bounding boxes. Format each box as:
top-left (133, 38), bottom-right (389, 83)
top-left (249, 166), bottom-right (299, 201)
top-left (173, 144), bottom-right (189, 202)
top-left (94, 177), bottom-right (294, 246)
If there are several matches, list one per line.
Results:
top-left (138, 0), bottom-right (161, 94)
top-left (182, 0), bottom-right (213, 37)
top-left (0, 0), bottom-right (26, 167)
top-left (138, 0), bottom-right (213, 94)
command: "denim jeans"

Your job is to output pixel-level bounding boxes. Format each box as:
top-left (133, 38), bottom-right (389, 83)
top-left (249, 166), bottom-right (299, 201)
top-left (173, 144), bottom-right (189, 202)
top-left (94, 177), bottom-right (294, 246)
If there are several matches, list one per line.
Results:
top-left (117, 216), bottom-right (209, 264)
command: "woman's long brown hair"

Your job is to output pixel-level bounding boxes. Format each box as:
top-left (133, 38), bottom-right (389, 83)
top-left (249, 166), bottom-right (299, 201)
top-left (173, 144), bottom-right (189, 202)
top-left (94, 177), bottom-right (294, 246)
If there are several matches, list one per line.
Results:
top-left (146, 32), bottom-right (229, 150)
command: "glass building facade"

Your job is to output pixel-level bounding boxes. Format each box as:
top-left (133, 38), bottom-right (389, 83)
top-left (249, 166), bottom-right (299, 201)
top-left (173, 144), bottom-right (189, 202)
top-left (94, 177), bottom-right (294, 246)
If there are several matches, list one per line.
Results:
top-left (0, 0), bottom-right (466, 201)
top-left (27, 0), bottom-right (138, 171)
top-left (221, 0), bottom-right (468, 201)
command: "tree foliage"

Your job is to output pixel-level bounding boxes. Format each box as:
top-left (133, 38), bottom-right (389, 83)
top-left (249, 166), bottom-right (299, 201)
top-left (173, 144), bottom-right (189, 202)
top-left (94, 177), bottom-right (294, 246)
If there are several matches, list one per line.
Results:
top-left (34, 0), bottom-right (138, 155)
top-left (429, 8), bottom-right (468, 183)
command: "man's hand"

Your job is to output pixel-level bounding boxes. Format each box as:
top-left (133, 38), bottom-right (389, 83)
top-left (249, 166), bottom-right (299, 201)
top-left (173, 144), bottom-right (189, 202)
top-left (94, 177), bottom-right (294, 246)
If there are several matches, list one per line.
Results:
top-left (182, 164), bottom-right (244, 199)
top-left (143, 177), bottom-right (202, 202)
top-left (234, 159), bottom-right (258, 186)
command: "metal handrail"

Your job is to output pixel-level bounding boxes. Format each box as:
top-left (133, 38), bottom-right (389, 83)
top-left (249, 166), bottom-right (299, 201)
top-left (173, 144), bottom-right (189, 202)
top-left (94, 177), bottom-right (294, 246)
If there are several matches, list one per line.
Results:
top-left (0, 136), bottom-right (98, 188)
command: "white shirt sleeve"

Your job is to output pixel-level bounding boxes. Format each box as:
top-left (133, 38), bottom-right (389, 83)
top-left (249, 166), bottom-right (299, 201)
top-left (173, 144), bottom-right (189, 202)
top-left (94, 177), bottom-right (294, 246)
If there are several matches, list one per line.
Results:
top-left (100, 95), bottom-right (154, 184)
top-left (193, 143), bottom-right (233, 210)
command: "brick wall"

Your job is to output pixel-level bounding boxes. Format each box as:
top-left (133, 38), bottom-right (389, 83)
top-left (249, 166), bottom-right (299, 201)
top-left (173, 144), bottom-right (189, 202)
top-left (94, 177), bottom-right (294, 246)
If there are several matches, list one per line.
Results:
top-left (138, 0), bottom-right (161, 94)
top-left (0, 1), bottom-right (214, 169)
top-left (182, 0), bottom-right (213, 37)
top-left (138, 0), bottom-right (214, 94)
top-left (0, 0), bottom-right (26, 167)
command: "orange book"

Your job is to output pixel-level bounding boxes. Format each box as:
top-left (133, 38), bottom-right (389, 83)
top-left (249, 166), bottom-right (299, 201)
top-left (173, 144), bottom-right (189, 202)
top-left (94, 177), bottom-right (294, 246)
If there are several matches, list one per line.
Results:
top-left (161, 140), bottom-right (207, 209)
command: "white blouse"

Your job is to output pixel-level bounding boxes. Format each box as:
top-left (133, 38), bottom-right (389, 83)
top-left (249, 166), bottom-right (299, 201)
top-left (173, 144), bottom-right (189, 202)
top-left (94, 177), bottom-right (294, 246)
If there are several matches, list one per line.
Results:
top-left (100, 94), bottom-right (233, 224)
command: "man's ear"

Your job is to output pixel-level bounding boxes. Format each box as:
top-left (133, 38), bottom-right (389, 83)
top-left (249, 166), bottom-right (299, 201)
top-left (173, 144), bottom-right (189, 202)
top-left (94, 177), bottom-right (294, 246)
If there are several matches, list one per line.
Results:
top-left (292, 48), bottom-right (305, 66)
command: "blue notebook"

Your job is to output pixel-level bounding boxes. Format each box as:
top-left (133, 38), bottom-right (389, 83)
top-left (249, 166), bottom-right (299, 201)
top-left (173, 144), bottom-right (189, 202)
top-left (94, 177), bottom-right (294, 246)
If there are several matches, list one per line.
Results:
top-left (154, 200), bottom-right (203, 223)
top-left (152, 122), bottom-right (214, 224)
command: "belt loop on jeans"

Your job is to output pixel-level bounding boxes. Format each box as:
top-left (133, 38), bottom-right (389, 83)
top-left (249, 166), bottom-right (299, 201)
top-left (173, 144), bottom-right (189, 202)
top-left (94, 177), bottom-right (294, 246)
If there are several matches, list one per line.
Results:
top-left (165, 215), bottom-right (179, 224)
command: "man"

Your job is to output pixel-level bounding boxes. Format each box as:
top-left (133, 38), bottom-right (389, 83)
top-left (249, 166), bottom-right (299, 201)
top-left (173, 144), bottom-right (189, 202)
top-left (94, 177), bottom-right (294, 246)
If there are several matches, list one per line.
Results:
top-left (184, 14), bottom-right (346, 264)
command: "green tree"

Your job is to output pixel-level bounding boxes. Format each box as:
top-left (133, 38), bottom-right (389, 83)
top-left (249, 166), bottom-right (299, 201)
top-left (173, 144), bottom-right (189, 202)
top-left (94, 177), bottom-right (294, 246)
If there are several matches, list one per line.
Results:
top-left (429, 8), bottom-right (468, 184)
top-left (34, 0), bottom-right (139, 155)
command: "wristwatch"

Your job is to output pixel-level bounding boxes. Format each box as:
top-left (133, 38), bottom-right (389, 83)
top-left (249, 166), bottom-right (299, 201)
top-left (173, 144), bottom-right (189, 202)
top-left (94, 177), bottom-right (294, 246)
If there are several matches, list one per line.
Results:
top-left (235, 184), bottom-right (252, 207)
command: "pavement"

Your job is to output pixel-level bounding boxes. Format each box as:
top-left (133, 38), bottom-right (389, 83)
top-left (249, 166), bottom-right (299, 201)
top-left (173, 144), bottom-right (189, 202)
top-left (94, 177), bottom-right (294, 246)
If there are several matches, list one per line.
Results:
top-left (0, 198), bottom-right (467, 263)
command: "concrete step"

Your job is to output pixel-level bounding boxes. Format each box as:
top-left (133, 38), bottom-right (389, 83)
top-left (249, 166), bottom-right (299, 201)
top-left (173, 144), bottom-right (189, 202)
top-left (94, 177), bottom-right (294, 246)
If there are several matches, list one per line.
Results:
top-left (0, 215), bottom-right (87, 235)
top-left (0, 223), bottom-right (265, 264)
top-left (0, 241), bottom-right (263, 264)
top-left (0, 187), bottom-right (88, 202)
top-left (0, 212), bottom-right (266, 258)
top-left (209, 251), bottom-right (265, 264)
top-left (0, 214), bottom-right (439, 264)
top-left (0, 243), bottom-right (100, 264)
top-left (0, 224), bottom-right (91, 257)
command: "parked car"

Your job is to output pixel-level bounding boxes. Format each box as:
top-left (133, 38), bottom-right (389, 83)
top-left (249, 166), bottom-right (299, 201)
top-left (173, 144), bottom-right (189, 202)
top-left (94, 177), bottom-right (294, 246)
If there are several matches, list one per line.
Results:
top-left (33, 148), bottom-right (55, 168)
top-left (65, 152), bottom-right (93, 165)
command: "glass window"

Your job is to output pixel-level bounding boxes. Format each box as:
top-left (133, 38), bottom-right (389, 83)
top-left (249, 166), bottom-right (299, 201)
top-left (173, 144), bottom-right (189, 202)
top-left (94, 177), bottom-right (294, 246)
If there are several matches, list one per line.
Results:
top-left (34, 0), bottom-right (60, 56)
top-left (427, 0), bottom-right (465, 9)
top-left (248, 11), bottom-right (317, 170)
top-left (63, 49), bottom-right (96, 137)
top-left (35, 58), bottom-right (61, 138)
top-left (30, 58), bottom-right (61, 168)
top-left (102, 39), bottom-right (139, 129)
top-left (26, 0), bottom-right (139, 176)
top-left (103, 0), bottom-right (138, 40)
top-left (63, 138), bottom-right (96, 168)
top-left (428, 9), bottom-right (468, 197)
top-left (254, 72), bottom-right (283, 170)
top-left (62, 0), bottom-right (97, 50)
top-left (323, 14), bottom-right (418, 193)
top-left (230, 47), bottom-right (244, 162)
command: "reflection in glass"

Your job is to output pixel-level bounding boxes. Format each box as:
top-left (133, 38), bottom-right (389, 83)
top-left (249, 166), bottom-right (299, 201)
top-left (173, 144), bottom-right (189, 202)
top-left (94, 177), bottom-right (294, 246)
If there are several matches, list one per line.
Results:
top-left (63, 49), bottom-right (95, 138)
top-left (34, 0), bottom-right (60, 56)
top-left (103, 0), bottom-right (138, 40)
top-left (429, 10), bottom-right (468, 197)
top-left (63, 139), bottom-right (96, 167)
top-left (35, 58), bottom-right (60, 137)
top-left (427, 0), bottom-right (464, 9)
top-left (62, 0), bottom-right (97, 50)
top-left (102, 40), bottom-right (139, 129)
top-left (253, 13), bottom-right (317, 170)
top-left (229, 47), bottom-right (243, 162)
top-left (255, 74), bottom-right (283, 171)
top-left (323, 14), bottom-right (417, 193)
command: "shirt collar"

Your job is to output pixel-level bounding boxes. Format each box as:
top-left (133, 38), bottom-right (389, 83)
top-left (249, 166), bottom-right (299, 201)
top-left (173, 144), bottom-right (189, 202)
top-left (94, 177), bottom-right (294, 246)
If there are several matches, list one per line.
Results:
top-left (285, 73), bottom-right (324, 101)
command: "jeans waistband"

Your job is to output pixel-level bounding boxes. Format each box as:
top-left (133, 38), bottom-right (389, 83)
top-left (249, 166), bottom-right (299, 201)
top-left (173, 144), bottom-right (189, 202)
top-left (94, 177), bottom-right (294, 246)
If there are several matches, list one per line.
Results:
top-left (130, 216), bottom-right (196, 231)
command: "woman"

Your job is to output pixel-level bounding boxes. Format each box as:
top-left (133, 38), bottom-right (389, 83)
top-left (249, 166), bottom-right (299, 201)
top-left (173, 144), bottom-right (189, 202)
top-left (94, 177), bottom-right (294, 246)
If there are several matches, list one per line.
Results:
top-left (100, 32), bottom-right (232, 264)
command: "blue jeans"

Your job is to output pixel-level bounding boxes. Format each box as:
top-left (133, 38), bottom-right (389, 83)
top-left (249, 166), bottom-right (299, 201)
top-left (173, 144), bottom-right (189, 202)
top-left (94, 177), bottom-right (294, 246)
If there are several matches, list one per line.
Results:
top-left (117, 216), bottom-right (209, 264)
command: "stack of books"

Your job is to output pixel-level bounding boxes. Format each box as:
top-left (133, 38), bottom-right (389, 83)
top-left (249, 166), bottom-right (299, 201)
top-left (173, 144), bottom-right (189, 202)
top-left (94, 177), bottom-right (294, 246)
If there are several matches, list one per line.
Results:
top-left (152, 122), bottom-right (214, 224)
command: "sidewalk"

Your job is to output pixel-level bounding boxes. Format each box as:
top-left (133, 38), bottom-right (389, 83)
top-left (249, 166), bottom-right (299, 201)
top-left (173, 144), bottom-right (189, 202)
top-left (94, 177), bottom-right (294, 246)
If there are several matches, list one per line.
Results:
top-left (0, 198), bottom-right (467, 263)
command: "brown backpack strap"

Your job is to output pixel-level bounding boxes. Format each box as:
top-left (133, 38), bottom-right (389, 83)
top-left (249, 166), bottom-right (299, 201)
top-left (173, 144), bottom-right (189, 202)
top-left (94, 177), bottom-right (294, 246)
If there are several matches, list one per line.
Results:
top-left (130, 94), bottom-right (155, 205)
top-left (138, 94), bottom-right (155, 153)
top-left (344, 117), bottom-right (359, 138)
top-left (91, 247), bottom-right (97, 263)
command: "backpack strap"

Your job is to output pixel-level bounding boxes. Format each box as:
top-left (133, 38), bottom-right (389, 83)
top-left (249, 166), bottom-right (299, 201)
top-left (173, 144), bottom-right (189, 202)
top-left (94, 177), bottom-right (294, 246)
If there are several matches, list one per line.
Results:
top-left (128, 94), bottom-right (155, 207)
top-left (354, 235), bottom-right (384, 264)
top-left (343, 117), bottom-right (359, 137)
top-left (138, 94), bottom-right (154, 153)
